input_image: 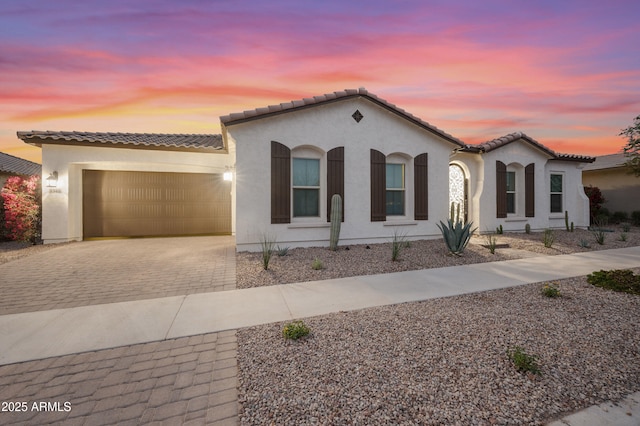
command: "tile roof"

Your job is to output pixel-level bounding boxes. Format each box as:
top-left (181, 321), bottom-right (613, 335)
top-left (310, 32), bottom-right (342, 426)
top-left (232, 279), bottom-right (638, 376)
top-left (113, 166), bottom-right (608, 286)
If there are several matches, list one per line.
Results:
top-left (220, 87), bottom-right (466, 147)
top-left (582, 153), bottom-right (627, 170)
top-left (17, 131), bottom-right (224, 152)
top-left (0, 151), bottom-right (41, 176)
top-left (463, 132), bottom-right (595, 163)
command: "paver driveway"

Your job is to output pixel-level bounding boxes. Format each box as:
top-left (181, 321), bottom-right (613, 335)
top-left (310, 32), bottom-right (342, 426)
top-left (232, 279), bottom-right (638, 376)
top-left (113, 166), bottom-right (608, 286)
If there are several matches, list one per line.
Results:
top-left (0, 236), bottom-right (236, 315)
top-left (0, 236), bottom-right (240, 425)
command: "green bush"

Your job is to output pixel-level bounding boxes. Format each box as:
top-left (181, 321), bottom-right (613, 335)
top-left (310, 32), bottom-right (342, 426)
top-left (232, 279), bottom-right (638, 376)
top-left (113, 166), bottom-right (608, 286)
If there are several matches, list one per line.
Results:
top-left (587, 269), bottom-right (640, 295)
top-left (578, 238), bottom-right (591, 249)
top-left (611, 211), bottom-right (629, 224)
top-left (620, 232), bottom-right (628, 242)
top-left (311, 258), bottom-right (323, 270)
top-left (524, 223), bottom-right (531, 234)
top-left (541, 282), bottom-right (561, 298)
top-left (507, 346), bottom-right (540, 375)
top-left (282, 320), bottom-right (310, 340)
top-left (622, 223), bottom-right (631, 232)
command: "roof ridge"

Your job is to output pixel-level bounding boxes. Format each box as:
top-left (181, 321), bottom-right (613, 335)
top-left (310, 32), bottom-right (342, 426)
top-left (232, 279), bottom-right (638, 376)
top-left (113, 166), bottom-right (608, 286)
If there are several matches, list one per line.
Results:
top-left (220, 87), bottom-right (465, 147)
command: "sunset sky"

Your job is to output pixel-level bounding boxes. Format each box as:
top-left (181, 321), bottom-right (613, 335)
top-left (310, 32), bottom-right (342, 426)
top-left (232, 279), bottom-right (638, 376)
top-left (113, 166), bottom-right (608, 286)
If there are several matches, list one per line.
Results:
top-left (2, 0), bottom-right (639, 163)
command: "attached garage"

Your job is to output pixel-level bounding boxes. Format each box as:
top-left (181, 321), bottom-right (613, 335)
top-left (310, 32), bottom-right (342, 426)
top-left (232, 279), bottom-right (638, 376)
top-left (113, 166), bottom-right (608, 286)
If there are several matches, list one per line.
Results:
top-left (83, 170), bottom-right (231, 238)
top-left (17, 131), bottom-right (234, 243)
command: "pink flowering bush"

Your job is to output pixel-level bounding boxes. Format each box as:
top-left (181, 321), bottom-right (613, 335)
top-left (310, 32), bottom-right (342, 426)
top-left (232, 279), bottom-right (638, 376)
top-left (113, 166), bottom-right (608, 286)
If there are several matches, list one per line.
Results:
top-left (1, 175), bottom-right (42, 242)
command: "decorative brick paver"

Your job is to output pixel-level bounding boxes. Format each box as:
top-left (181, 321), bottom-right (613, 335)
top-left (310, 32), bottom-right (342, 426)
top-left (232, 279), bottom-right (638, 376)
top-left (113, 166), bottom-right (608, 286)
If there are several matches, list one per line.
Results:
top-left (0, 331), bottom-right (239, 425)
top-left (0, 236), bottom-right (240, 424)
top-left (0, 236), bottom-right (236, 315)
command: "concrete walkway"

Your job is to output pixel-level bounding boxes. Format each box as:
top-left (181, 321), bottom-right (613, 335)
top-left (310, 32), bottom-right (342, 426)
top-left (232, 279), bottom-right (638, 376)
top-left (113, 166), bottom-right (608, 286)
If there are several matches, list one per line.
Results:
top-left (3, 246), bottom-right (639, 366)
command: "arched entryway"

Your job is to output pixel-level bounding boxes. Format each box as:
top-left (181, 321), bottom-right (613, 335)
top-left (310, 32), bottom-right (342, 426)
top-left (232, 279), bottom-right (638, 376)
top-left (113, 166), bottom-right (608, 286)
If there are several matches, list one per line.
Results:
top-left (449, 163), bottom-right (468, 223)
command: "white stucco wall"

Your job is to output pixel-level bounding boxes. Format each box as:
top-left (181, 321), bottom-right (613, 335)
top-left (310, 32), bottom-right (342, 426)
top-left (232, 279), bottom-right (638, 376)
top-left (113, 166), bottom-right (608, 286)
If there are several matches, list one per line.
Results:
top-left (41, 144), bottom-right (233, 243)
top-left (452, 140), bottom-right (590, 233)
top-left (228, 98), bottom-right (459, 251)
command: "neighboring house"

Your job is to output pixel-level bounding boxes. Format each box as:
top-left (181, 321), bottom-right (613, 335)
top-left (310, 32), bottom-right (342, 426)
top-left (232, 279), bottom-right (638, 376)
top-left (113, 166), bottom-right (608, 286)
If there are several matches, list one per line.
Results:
top-left (582, 153), bottom-right (640, 215)
top-left (0, 151), bottom-right (41, 188)
top-left (18, 88), bottom-right (595, 249)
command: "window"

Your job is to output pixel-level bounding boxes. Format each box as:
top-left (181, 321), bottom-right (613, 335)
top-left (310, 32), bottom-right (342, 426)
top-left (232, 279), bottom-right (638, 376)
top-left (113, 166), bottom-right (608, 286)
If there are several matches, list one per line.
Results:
top-left (386, 163), bottom-right (405, 215)
top-left (293, 158), bottom-right (320, 217)
top-left (506, 171), bottom-right (516, 214)
top-left (550, 174), bottom-right (563, 213)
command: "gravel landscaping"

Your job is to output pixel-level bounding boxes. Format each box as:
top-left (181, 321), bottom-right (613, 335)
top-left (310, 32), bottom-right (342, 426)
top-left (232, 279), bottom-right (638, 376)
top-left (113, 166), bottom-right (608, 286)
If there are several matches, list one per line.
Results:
top-left (236, 227), bottom-right (640, 289)
top-left (236, 228), bottom-right (640, 425)
top-left (237, 270), bottom-right (640, 425)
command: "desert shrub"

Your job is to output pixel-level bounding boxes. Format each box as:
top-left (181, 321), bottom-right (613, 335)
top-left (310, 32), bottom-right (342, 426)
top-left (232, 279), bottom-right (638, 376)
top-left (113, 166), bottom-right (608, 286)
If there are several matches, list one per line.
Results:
top-left (486, 234), bottom-right (497, 254)
top-left (542, 229), bottom-right (554, 248)
top-left (260, 234), bottom-right (276, 270)
top-left (524, 223), bottom-right (531, 234)
top-left (437, 203), bottom-right (477, 256)
top-left (391, 230), bottom-right (408, 261)
top-left (620, 233), bottom-right (628, 242)
top-left (622, 223), bottom-right (631, 232)
top-left (591, 218), bottom-right (607, 245)
top-left (541, 282), bottom-right (561, 298)
top-left (311, 258), bottom-right (323, 270)
top-left (282, 320), bottom-right (310, 340)
top-left (0, 175), bottom-right (41, 243)
top-left (276, 246), bottom-right (289, 257)
top-left (632, 211), bottom-right (640, 226)
top-left (578, 238), bottom-right (591, 249)
top-left (611, 211), bottom-right (629, 224)
top-left (583, 185), bottom-right (605, 219)
top-left (587, 269), bottom-right (640, 295)
top-left (507, 346), bottom-right (540, 375)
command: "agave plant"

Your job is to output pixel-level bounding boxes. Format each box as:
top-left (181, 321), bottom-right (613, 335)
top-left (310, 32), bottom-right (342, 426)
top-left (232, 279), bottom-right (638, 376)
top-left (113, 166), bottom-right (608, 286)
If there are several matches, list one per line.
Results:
top-left (437, 203), bottom-right (477, 256)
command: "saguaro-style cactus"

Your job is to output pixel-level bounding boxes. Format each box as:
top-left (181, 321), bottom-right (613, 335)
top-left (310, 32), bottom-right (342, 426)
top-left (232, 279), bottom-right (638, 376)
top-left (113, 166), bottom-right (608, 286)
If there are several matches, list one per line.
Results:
top-left (329, 194), bottom-right (342, 251)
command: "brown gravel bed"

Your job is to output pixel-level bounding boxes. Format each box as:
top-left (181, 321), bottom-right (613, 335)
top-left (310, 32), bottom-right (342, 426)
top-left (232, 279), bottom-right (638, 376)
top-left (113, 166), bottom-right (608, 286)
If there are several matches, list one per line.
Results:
top-left (0, 240), bottom-right (73, 265)
top-left (238, 270), bottom-right (640, 425)
top-left (236, 228), bottom-right (640, 289)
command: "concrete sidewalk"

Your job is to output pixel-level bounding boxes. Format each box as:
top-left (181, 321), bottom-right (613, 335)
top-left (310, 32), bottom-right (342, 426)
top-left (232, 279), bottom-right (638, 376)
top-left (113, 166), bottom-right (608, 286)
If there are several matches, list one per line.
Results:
top-left (3, 246), bottom-right (639, 366)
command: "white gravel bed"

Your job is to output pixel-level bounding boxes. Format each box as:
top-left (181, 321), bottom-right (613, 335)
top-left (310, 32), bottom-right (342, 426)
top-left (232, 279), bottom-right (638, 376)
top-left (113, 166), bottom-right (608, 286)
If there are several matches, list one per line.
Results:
top-left (238, 271), bottom-right (640, 425)
top-left (236, 228), bottom-right (640, 289)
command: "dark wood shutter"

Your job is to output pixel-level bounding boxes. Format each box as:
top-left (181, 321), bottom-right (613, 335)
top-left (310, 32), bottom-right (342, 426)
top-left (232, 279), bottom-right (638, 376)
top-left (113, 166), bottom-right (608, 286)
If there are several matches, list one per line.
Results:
top-left (496, 160), bottom-right (507, 218)
top-left (327, 147), bottom-right (345, 222)
top-left (414, 153), bottom-right (428, 220)
top-left (271, 141), bottom-right (291, 224)
top-left (370, 149), bottom-right (386, 221)
top-left (525, 163), bottom-right (535, 218)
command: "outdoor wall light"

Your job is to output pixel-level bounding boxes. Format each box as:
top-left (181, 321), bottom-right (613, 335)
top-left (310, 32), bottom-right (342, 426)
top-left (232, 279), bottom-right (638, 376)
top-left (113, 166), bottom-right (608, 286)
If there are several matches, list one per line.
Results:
top-left (46, 171), bottom-right (58, 188)
top-left (223, 167), bottom-right (233, 182)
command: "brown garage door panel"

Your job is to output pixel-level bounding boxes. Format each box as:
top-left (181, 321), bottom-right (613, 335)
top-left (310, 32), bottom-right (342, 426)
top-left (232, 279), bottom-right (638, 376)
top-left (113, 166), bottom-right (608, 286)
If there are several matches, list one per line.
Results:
top-left (83, 170), bottom-right (231, 238)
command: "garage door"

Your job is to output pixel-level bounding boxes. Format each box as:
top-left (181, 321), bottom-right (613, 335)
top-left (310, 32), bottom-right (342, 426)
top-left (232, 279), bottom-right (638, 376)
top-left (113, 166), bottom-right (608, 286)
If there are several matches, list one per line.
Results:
top-left (83, 170), bottom-right (231, 238)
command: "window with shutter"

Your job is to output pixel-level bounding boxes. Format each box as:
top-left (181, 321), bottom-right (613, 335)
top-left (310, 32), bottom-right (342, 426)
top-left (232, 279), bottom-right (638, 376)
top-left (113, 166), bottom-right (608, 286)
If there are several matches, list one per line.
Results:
top-left (496, 161), bottom-right (507, 218)
top-left (271, 141), bottom-right (291, 224)
top-left (525, 163), bottom-right (535, 217)
top-left (370, 149), bottom-right (386, 221)
top-left (327, 147), bottom-right (344, 222)
top-left (414, 153), bottom-right (428, 220)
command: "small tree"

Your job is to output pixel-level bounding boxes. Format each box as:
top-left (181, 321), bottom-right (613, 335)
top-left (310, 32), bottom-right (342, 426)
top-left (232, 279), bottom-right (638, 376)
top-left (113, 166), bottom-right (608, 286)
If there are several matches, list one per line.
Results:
top-left (620, 114), bottom-right (640, 177)
top-left (1, 175), bottom-right (42, 243)
top-left (583, 185), bottom-right (605, 220)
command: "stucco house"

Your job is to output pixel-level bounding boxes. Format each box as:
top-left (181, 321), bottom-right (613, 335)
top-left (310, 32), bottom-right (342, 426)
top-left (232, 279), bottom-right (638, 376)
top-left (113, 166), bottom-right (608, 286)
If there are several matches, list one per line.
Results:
top-left (18, 88), bottom-right (595, 250)
top-left (582, 153), bottom-right (640, 215)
